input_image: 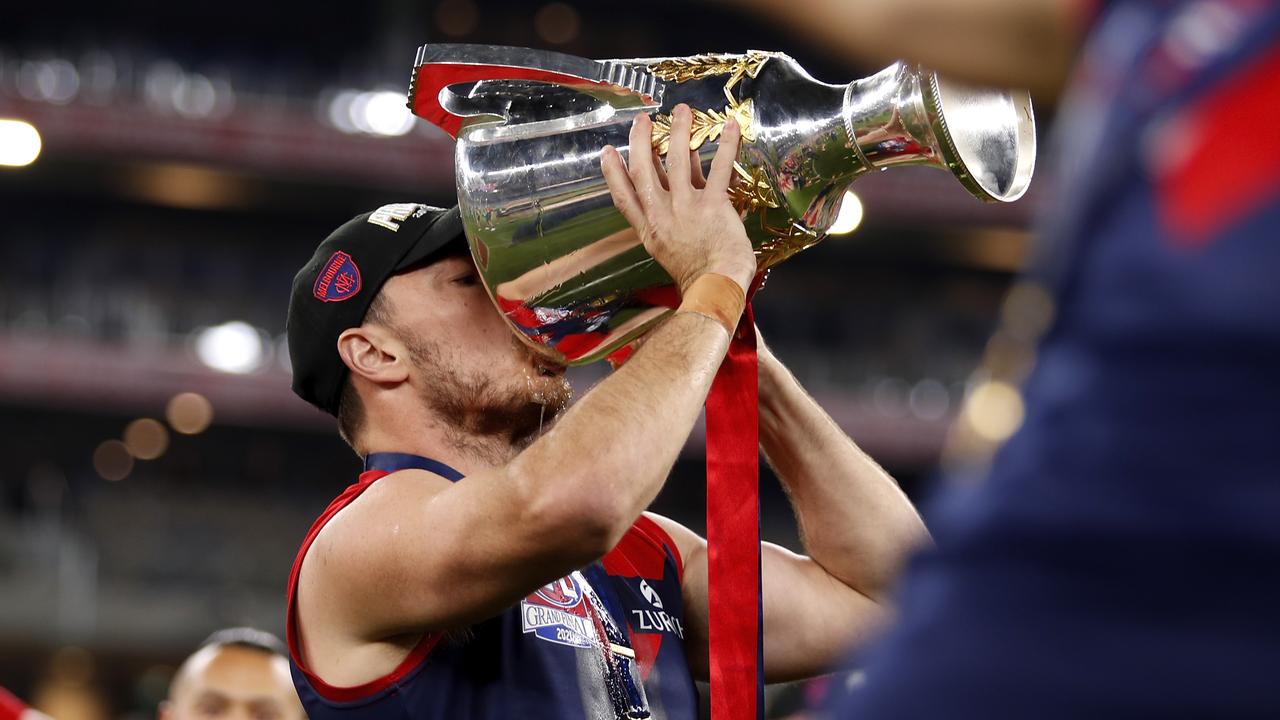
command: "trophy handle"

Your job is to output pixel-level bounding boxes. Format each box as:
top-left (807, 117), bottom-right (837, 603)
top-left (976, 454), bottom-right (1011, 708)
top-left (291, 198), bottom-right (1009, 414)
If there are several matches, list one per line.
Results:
top-left (410, 43), bottom-right (666, 138)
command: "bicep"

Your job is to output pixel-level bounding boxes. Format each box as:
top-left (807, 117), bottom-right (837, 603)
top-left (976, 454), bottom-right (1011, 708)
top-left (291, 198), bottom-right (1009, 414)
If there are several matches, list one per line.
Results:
top-left (303, 469), bottom-right (606, 641)
top-left (759, 544), bottom-right (889, 682)
top-left (645, 513), bottom-right (888, 683)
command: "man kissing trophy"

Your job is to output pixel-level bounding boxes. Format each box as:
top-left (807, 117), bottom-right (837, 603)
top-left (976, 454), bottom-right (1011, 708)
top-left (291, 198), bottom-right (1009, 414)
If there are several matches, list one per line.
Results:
top-left (407, 44), bottom-right (1035, 718)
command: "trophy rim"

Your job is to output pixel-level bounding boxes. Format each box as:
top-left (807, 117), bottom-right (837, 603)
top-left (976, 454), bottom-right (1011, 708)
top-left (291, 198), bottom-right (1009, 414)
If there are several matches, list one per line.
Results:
top-left (923, 72), bottom-right (1037, 204)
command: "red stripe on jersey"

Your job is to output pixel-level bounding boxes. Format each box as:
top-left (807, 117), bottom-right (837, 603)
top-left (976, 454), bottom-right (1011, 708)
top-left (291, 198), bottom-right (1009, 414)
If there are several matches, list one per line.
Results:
top-left (1157, 40), bottom-right (1280, 248)
top-left (630, 631), bottom-right (665, 682)
top-left (602, 514), bottom-right (684, 582)
top-left (286, 469), bottom-right (442, 704)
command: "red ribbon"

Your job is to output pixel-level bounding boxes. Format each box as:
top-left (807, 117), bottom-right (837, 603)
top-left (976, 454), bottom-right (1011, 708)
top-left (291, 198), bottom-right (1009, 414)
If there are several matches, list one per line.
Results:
top-left (705, 303), bottom-right (762, 720)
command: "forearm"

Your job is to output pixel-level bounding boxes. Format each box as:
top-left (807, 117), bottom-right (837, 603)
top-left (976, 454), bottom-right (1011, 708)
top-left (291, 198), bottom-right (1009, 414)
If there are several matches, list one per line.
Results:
top-left (758, 351), bottom-right (928, 600)
top-left (511, 312), bottom-right (731, 542)
top-left (731, 0), bottom-right (1084, 100)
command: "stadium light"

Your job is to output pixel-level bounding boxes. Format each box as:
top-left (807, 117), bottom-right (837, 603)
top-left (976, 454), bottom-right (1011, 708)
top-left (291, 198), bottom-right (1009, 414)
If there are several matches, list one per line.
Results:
top-left (326, 89), bottom-right (414, 137)
top-left (0, 119), bottom-right (43, 167)
top-left (194, 320), bottom-right (266, 374)
top-left (359, 91), bottom-right (415, 137)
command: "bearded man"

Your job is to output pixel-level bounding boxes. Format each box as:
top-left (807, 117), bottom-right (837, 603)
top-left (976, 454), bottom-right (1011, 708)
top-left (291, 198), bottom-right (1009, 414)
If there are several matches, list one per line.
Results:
top-left (283, 107), bottom-right (927, 719)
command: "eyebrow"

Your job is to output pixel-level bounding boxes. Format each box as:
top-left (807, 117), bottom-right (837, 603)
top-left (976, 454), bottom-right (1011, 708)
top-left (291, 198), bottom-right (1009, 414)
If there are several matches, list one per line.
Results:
top-left (192, 691), bottom-right (283, 709)
top-left (193, 691), bottom-right (229, 704)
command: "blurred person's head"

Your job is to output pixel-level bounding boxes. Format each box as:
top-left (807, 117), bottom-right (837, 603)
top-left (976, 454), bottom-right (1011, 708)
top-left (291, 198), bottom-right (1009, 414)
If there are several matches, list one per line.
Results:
top-left (287, 204), bottom-right (570, 461)
top-left (159, 628), bottom-right (302, 720)
top-left (29, 646), bottom-right (107, 720)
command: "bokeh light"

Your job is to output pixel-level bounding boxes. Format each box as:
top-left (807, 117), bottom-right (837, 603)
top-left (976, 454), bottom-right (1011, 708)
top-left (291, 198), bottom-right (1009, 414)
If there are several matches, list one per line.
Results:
top-left (17, 59), bottom-right (79, 104)
top-left (535, 3), bottom-right (582, 45)
top-left (166, 392), bottom-right (214, 435)
top-left (123, 418), bottom-right (170, 460)
top-left (325, 89), bottom-right (360, 133)
top-left (0, 119), bottom-right (43, 167)
top-left (908, 378), bottom-right (951, 421)
top-left (92, 440), bottom-right (134, 481)
top-left (360, 91), bottom-right (415, 136)
top-left (325, 89), bottom-right (415, 137)
top-left (195, 321), bottom-right (265, 374)
top-left (962, 380), bottom-right (1025, 442)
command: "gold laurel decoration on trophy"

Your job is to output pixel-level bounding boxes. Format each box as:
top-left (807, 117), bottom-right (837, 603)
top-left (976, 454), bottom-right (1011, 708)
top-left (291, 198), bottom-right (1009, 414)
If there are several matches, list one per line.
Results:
top-left (648, 51), bottom-right (775, 155)
top-left (650, 100), bottom-right (755, 155)
top-left (727, 162), bottom-right (780, 214)
top-left (647, 53), bottom-right (756, 83)
top-left (754, 221), bottom-right (822, 269)
top-left (645, 50), bottom-right (816, 255)
top-left (725, 162), bottom-right (821, 268)
top-left (647, 51), bottom-right (775, 96)
top-left (755, 227), bottom-right (821, 268)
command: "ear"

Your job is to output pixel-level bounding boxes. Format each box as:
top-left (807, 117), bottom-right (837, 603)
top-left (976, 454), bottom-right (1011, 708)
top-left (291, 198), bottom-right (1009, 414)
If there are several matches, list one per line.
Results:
top-left (336, 325), bottom-right (411, 386)
top-left (157, 700), bottom-right (171, 720)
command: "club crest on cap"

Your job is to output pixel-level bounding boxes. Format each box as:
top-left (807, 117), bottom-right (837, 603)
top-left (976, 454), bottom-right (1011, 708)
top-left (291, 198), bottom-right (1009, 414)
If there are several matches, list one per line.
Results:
top-left (313, 251), bottom-right (362, 302)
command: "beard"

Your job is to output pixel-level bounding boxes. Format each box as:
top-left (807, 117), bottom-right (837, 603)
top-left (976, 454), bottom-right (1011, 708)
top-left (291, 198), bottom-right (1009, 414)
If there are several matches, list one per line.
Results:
top-left (400, 331), bottom-right (572, 453)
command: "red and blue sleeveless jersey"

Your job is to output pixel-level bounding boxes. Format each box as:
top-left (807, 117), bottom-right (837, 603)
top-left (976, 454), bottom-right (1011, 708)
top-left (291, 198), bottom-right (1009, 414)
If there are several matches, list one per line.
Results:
top-left (286, 453), bottom-right (698, 720)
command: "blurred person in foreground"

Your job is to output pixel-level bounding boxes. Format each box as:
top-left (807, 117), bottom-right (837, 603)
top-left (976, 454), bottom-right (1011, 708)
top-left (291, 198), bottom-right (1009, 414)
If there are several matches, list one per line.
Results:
top-left (159, 628), bottom-right (304, 720)
top-left (1, 687), bottom-right (51, 720)
top-left (282, 108), bottom-right (928, 718)
top-left (734, 0), bottom-right (1280, 716)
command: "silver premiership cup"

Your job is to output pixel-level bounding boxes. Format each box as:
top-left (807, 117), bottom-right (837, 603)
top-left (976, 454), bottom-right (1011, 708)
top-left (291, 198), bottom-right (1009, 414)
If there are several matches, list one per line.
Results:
top-left (409, 44), bottom-right (1036, 364)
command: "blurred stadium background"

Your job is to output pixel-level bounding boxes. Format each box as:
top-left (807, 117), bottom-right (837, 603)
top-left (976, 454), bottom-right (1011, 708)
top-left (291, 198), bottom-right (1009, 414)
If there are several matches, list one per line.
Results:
top-left (0, 1), bottom-right (1046, 718)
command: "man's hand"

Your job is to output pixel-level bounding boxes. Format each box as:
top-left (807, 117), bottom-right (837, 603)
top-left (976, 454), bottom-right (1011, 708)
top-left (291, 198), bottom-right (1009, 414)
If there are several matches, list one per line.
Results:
top-left (601, 105), bottom-right (757, 294)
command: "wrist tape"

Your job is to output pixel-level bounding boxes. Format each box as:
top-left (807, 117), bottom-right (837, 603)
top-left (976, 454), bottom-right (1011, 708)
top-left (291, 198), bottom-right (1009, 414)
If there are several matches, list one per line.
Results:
top-left (677, 273), bottom-right (746, 336)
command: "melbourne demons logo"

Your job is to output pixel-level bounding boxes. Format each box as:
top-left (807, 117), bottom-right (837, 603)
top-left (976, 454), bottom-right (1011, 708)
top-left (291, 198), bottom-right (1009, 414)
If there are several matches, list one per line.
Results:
top-left (521, 572), bottom-right (597, 650)
top-left (313, 251), bottom-right (361, 302)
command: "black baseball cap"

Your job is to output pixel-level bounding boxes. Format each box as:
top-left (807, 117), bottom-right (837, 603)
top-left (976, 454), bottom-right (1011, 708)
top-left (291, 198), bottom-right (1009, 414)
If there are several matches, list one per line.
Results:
top-left (286, 203), bottom-right (464, 415)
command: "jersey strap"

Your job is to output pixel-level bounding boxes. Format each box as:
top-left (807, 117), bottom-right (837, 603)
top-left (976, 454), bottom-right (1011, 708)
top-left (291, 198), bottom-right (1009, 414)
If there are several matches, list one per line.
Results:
top-left (363, 452), bottom-right (464, 481)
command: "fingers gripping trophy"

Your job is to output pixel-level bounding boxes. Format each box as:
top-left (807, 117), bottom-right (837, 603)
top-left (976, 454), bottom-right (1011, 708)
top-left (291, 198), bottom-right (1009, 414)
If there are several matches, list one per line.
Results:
top-left (407, 44), bottom-right (1036, 366)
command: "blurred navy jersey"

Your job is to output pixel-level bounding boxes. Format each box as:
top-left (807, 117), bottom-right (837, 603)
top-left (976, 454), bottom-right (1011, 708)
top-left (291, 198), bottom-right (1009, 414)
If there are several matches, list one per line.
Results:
top-left (830, 1), bottom-right (1280, 717)
top-left (287, 457), bottom-right (697, 720)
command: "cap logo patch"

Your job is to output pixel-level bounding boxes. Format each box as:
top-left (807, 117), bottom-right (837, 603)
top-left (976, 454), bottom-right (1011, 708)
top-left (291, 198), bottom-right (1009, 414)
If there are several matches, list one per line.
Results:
top-left (313, 251), bottom-right (362, 302)
top-left (367, 203), bottom-right (427, 231)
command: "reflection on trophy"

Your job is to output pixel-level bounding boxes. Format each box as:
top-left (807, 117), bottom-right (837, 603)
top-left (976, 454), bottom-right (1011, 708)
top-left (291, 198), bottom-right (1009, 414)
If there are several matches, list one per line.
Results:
top-left (409, 44), bottom-right (1036, 364)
